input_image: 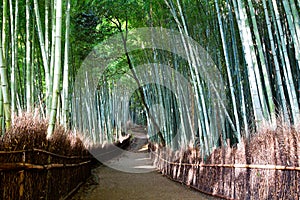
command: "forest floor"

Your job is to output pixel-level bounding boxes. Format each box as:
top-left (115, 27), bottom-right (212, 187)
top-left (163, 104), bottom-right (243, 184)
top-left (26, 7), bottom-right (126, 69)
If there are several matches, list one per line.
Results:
top-left (71, 126), bottom-right (216, 200)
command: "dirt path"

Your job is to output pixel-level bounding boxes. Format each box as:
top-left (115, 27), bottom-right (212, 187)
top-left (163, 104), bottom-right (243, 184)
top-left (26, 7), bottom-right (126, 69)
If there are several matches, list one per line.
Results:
top-left (71, 127), bottom-right (216, 200)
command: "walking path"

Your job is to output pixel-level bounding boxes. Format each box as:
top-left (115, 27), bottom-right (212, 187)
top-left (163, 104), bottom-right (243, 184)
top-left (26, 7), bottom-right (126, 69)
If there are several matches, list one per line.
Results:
top-left (71, 126), bottom-right (216, 200)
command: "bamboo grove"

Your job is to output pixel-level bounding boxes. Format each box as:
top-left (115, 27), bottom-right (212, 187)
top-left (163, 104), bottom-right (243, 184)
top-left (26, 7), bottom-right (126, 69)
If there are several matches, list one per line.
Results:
top-left (0, 0), bottom-right (70, 136)
top-left (0, 0), bottom-right (299, 155)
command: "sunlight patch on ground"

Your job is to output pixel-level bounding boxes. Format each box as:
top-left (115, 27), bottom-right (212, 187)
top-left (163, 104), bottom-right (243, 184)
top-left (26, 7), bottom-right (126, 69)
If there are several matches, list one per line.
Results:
top-left (133, 165), bottom-right (156, 169)
top-left (135, 157), bottom-right (151, 161)
top-left (138, 144), bottom-right (149, 152)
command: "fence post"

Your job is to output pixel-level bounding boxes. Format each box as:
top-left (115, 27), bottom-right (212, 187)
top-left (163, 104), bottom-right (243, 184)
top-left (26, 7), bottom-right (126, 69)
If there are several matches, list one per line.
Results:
top-left (19, 151), bottom-right (26, 199)
top-left (45, 155), bottom-right (51, 200)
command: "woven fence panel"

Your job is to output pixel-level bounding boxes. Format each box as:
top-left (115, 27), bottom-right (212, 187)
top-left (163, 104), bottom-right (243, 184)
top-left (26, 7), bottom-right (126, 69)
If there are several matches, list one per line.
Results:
top-left (0, 150), bottom-right (91, 200)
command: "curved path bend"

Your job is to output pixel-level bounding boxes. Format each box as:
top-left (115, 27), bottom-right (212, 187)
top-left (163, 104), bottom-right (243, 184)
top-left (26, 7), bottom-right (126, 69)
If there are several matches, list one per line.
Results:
top-left (71, 126), bottom-right (216, 200)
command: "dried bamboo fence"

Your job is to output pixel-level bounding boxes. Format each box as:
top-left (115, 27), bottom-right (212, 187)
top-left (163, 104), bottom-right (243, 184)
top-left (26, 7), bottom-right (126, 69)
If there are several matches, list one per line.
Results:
top-left (150, 126), bottom-right (300, 199)
top-left (0, 114), bottom-right (93, 200)
top-left (0, 148), bottom-right (92, 200)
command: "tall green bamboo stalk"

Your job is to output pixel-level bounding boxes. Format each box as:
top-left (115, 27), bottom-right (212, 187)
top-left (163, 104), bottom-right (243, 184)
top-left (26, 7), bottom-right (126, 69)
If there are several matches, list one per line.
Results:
top-left (0, 0), bottom-right (10, 129)
top-left (45, 0), bottom-right (49, 58)
top-left (9, 0), bottom-right (16, 119)
top-left (62, 0), bottom-right (71, 128)
top-left (215, 0), bottom-right (241, 141)
top-left (26, 0), bottom-right (31, 113)
top-left (262, 0), bottom-right (289, 122)
top-left (282, 0), bottom-right (300, 71)
top-left (34, 0), bottom-right (50, 109)
top-left (232, 0), bottom-right (264, 127)
top-left (247, 0), bottom-right (275, 123)
top-left (0, 37), bottom-right (10, 129)
top-left (48, 0), bottom-right (56, 116)
top-left (47, 0), bottom-right (62, 138)
top-left (270, 0), bottom-right (300, 122)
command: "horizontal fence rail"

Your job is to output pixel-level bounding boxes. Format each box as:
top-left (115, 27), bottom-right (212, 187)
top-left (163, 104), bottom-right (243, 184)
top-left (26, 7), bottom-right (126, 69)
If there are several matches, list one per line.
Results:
top-left (151, 151), bottom-right (300, 171)
top-left (151, 148), bottom-right (300, 200)
top-left (0, 161), bottom-right (91, 171)
top-left (0, 148), bottom-right (91, 159)
top-left (0, 148), bottom-right (92, 200)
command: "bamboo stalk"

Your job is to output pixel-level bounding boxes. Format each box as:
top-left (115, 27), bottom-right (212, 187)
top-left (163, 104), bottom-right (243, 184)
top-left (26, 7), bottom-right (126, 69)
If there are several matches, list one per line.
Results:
top-left (270, 0), bottom-right (300, 121)
top-left (0, 0), bottom-right (11, 130)
top-left (33, 0), bottom-right (50, 101)
top-left (215, 0), bottom-right (241, 142)
top-left (9, 0), bottom-right (16, 120)
top-left (47, 0), bottom-right (63, 138)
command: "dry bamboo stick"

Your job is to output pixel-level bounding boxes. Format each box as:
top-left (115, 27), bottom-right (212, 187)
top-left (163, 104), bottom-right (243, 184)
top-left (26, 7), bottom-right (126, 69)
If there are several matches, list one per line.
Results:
top-left (45, 160), bottom-right (91, 169)
top-left (0, 160), bottom-right (91, 170)
top-left (32, 148), bottom-right (91, 159)
top-left (0, 148), bottom-right (91, 159)
top-left (0, 163), bottom-right (44, 170)
top-left (0, 150), bottom-right (26, 154)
